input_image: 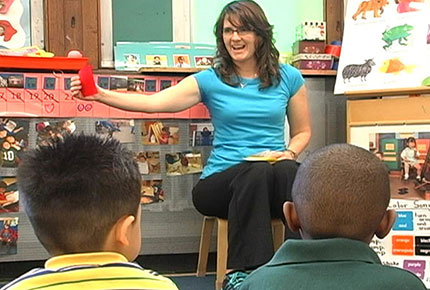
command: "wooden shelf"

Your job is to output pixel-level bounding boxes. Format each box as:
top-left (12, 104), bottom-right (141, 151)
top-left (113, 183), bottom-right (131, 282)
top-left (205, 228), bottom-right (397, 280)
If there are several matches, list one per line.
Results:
top-left (345, 86), bottom-right (430, 98)
top-left (300, 69), bottom-right (337, 76)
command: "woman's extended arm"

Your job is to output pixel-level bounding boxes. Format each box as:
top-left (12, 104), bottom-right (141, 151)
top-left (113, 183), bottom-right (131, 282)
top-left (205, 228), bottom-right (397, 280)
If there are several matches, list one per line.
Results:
top-left (70, 75), bottom-right (201, 113)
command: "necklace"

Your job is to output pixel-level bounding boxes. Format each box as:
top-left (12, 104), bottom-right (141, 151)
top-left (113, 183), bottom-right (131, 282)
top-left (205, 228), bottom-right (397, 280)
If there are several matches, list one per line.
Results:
top-left (239, 73), bottom-right (257, 89)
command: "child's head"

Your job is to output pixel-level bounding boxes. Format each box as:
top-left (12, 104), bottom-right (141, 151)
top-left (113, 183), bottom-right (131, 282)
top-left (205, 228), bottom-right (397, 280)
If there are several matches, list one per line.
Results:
top-left (284, 144), bottom-right (396, 243)
top-left (17, 134), bottom-right (142, 260)
top-left (406, 137), bottom-right (416, 148)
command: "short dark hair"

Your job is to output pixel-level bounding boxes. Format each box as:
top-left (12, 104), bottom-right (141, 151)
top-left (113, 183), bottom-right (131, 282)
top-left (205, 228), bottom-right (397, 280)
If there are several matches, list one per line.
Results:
top-left (292, 144), bottom-right (390, 241)
top-left (213, 0), bottom-right (280, 89)
top-left (17, 134), bottom-right (141, 255)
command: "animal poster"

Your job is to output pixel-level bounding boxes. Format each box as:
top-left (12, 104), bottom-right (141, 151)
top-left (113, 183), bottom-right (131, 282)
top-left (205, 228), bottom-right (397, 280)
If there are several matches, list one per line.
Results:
top-left (350, 124), bottom-right (430, 201)
top-left (165, 151), bottom-right (203, 176)
top-left (141, 179), bottom-right (164, 204)
top-left (0, 217), bottom-right (18, 256)
top-left (135, 151), bottom-right (161, 175)
top-left (0, 0), bottom-right (31, 49)
top-left (141, 121), bottom-right (179, 145)
top-left (0, 118), bottom-right (29, 168)
top-left (371, 199), bottom-right (430, 287)
top-left (189, 122), bottom-right (214, 146)
top-left (0, 177), bottom-right (18, 213)
top-left (334, 0), bottom-right (430, 94)
top-left (95, 120), bottom-right (135, 143)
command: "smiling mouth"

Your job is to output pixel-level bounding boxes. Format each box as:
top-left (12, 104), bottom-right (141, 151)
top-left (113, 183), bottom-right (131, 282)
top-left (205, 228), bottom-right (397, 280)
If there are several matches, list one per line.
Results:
top-left (232, 45), bottom-right (245, 51)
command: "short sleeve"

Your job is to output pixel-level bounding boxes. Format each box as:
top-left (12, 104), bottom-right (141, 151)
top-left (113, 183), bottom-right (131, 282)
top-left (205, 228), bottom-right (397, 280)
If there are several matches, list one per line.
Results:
top-left (280, 64), bottom-right (305, 97)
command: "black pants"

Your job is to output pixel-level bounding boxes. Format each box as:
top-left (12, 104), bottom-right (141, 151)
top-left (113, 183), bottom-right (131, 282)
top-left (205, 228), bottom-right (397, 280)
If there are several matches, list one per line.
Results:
top-left (192, 160), bottom-right (299, 269)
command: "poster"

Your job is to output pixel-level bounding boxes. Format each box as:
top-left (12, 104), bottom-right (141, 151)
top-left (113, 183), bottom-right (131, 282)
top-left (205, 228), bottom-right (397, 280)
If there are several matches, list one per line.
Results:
top-left (0, 0), bottom-right (31, 49)
top-left (0, 217), bottom-right (18, 255)
top-left (35, 120), bottom-right (76, 146)
top-left (371, 199), bottom-right (430, 286)
top-left (350, 124), bottom-right (430, 201)
top-left (335, 0), bottom-right (430, 94)
top-left (135, 151), bottom-right (161, 175)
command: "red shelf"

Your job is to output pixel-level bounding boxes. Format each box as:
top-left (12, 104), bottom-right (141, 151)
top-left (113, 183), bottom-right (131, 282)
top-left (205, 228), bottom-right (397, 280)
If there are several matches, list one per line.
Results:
top-left (0, 55), bottom-right (89, 71)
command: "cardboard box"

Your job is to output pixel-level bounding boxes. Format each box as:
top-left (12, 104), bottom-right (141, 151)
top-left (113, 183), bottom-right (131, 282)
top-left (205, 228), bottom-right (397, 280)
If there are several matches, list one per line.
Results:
top-left (292, 41), bottom-right (326, 54)
top-left (296, 21), bottom-right (326, 41)
top-left (292, 53), bottom-right (333, 70)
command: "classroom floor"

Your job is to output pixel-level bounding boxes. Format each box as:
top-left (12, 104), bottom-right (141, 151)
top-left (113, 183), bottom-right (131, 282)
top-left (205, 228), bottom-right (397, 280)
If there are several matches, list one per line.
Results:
top-left (389, 174), bottom-right (428, 200)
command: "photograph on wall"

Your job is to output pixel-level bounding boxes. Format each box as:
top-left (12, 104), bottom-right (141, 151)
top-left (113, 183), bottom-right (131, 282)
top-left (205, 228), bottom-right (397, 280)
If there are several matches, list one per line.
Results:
top-left (135, 151), bottom-right (161, 175)
top-left (0, 0), bottom-right (31, 49)
top-left (0, 217), bottom-right (18, 256)
top-left (95, 120), bottom-right (135, 143)
top-left (124, 53), bottom-right (140, 69)
top-left (335, 0), bottom-right (430, 94)
top-left (0, 73), bottom-right (24, 88)
top-left (165, 151), bottom-right (203, 176)
top-left (141, 179), bottom-right (164, 205)
top-left (109, 76), bottom-right (128, 91)
top-left (0, 177), bottom-right (18, 213)
top-left (194, 56), bottom-right (213, 67)
top-left (141, 121), bottom-right (179, 145)
top-left (173, 54), bottom-right (191, 68)
top-left (189, 122), bottom-right (214, 146)
top-left (0, 118), bottom-right (29, 168)
top-left (127, 77), bottom-right (145, 92)
top-left (35, 120), bottom-right (76, 147)
top-left (350, 125), bottom-right (430, 201)
top-left (145, 55), bottom-right (168, 67)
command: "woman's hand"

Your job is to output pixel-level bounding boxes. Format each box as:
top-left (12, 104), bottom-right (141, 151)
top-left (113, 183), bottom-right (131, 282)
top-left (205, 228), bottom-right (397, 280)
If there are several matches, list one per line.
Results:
top-left (70, 76), bottom-right (102, 101)
top-left (254, 150), bottom-right (296, 160)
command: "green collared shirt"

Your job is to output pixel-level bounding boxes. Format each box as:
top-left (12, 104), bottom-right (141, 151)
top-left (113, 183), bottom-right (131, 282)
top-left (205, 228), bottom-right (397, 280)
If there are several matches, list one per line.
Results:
top-left (240, 238), bottom-right (426, 290)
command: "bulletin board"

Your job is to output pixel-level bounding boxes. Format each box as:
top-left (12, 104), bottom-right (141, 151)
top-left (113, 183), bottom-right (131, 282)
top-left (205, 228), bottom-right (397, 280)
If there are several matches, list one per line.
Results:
top-left (334, 0), bottom-right (430, 96)
top-left (112, 0), bottom-right (173, 44)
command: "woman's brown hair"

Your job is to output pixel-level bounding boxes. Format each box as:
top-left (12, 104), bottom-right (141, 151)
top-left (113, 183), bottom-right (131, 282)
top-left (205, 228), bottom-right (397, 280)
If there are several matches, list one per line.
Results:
top-left (213, 0), bottom-right (280, 89)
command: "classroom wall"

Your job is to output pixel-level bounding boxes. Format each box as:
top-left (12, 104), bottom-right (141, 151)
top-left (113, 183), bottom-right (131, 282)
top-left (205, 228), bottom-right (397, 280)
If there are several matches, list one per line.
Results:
top-left (191, 0), bottom-right (324, 53)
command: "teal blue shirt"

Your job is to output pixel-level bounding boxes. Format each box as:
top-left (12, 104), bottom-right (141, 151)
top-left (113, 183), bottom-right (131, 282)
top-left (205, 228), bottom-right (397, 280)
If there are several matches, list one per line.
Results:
top-left (193, 64), bottom-right (304, 179)
top-left (241, 238), bottom-right (427, 290)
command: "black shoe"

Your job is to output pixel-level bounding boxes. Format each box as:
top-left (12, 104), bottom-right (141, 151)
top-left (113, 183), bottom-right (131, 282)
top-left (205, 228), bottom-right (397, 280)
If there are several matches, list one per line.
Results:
top-left (222, 270), bottom-right (249, 290)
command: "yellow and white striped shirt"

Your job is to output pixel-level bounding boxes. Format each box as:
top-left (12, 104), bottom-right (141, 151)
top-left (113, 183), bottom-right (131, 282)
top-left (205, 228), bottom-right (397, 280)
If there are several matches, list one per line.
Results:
top-left (1, 252), bottom-right (178, 290)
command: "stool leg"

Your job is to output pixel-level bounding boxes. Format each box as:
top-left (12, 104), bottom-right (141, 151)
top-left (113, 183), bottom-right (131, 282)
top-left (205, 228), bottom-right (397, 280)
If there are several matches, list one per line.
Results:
top-left (272, 219), bottom-right (285, 251)
top-left (216, 219), bottom-right (228, 290)
top-left (197, 217), bottom-right (215, 277)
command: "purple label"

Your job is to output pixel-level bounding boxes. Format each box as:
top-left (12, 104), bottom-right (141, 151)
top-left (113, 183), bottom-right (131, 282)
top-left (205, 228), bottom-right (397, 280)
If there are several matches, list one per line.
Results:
top-left (403, 260), bottom-right (426, 279)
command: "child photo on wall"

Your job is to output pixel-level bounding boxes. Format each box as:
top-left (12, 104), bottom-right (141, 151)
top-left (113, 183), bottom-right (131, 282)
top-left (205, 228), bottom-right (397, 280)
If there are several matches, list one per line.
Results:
top-left (0, 177), bottom-right (18, 213)
top-left (141, 179), bottom-right (164, 205)
top-left (141, 121), bottom-right (179, 145)
top-left (0, 217), bottom-right (18, 256)
top-left (165, 151), bottom-right (203, 176)
top-left (146, 55), bottom-right (168, 67)
top-left (35, 120), bottom-right (76, 147)
top-left (95, 120), bottom-right (135, 143)
top-left (173, 54), bottom-right (191, 68)
top-left (0, 118), bottom-right (29, 168)
top-left (135, 151), bottom-right (161, 175)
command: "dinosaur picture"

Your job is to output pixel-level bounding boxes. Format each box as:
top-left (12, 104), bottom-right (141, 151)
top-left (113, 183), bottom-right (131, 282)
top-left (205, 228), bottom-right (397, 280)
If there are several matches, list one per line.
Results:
top-left (382, 24), bottom-right (413, 49)
top-left (352, 0), bottom-right (389, 20)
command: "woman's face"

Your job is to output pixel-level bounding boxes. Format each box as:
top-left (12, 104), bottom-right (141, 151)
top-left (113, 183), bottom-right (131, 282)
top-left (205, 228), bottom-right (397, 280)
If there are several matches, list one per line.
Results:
top-left (222, 17), bottom-right (257, 67)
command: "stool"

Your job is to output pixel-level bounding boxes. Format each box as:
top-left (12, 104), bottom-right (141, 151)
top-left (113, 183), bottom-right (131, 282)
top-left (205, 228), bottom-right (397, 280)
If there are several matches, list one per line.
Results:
top-left (196, 216), bottom-right (285, 290)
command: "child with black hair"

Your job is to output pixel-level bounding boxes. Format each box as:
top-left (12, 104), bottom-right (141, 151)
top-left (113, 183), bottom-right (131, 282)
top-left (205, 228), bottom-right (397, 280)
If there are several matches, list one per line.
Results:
top-left (1, 134), bottom-right (178, 290)
top-left (240, 144), bottom-right (426, 290)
